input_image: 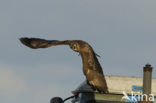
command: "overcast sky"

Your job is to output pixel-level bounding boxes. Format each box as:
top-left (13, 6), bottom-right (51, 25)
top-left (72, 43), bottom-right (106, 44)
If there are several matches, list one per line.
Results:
top-left (0, 0), bottom-right (156, 103)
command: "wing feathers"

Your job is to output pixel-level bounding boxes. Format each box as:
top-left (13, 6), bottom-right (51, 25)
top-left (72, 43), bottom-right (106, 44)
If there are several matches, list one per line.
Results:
top-left (19, 37), bottom-right (69, 49)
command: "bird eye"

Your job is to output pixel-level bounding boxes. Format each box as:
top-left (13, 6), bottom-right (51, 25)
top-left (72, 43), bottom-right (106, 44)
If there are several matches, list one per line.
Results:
top-left (73, 44), bottom-right (77, 49)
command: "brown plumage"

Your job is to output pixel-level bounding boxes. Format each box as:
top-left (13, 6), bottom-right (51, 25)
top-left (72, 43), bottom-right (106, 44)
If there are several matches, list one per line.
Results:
top-left (19, 37), bottom-right (109, 93)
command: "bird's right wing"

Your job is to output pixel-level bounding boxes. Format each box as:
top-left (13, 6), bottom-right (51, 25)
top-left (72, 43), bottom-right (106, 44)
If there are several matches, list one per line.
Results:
top-left (19, 37), bottom-right (69, 49)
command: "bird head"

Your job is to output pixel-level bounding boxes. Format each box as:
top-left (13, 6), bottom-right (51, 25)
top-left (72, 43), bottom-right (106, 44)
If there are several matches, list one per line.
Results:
top-left (69, 40), bottom-right (91, 53)
top-left (69, 42), bottom-right (80, 52)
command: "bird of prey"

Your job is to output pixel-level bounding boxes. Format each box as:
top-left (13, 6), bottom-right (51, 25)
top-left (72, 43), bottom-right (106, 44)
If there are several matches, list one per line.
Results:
top-left (19, 37), bottom-right (109, 93)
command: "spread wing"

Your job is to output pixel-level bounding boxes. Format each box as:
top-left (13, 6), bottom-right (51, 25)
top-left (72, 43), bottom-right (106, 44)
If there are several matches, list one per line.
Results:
top-left (19, 37), bottom-right (70, 49)
top-left (19, 37), bottom-right (109, 93)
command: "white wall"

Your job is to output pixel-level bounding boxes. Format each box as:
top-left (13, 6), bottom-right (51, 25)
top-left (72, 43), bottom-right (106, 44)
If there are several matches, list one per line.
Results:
top-left (105, 76), bottom-right (156, 95)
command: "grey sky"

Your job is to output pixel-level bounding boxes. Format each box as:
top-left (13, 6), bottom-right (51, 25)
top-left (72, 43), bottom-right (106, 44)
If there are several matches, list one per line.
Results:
top-left (0, 0), bottom-right (156, 103)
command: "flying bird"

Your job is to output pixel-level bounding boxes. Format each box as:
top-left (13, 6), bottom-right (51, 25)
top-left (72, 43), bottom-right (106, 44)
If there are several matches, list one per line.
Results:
top-left (19, 37), bottom-right (109, 93)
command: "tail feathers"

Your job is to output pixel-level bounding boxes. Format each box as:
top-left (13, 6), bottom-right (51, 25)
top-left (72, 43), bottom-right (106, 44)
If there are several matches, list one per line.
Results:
top-left (88, 81), bottom-right (109, 94)
top-left (96, 86), bottom-right (109, 94)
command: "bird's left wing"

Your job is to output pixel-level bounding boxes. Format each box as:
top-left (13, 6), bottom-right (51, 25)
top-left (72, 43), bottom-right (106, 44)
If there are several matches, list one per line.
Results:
top-left (19, 37), bottom-right (70, 49)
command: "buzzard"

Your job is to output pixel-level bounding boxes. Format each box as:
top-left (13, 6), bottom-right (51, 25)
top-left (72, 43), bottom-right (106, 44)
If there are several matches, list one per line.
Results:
top-left (19, 37), bottom-right (109, 93)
